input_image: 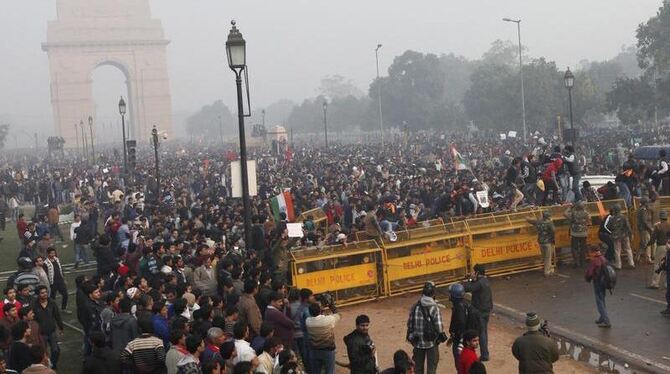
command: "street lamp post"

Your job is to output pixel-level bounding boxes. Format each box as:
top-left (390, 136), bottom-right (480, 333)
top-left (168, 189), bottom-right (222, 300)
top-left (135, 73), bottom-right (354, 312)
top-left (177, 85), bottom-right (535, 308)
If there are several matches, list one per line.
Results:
top-left (119, 97), bottom-right (128, 177)
top-left (88, 116), bottom-right (95, 164)
top-left (564, 67), bottom-right (575, 145)
top-left (323, 100), bottom-right (328, 149)
top-left (80, 120), bottom-right (88, 163)
top-left (375, 44), bottom-right (384, 146)
top-left (226, 20), bottom-right (253, 249)
top-left (502, 18), bottom-right (527, 143)
top-left (151, 126), bottom-right (161, 202)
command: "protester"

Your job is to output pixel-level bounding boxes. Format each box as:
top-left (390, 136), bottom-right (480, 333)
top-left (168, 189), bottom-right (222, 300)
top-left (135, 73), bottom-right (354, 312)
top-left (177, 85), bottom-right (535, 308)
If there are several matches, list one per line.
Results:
top-left (343, 314), bottom-right (377, 374)
top-left (406, 282), bottom-right (444, 374)
top-left (511, 312), bottom-right (559, 373)
top-left (585, 245), bottom-right (611, 328)
top-left (457, 330), bottom-right (481, 374)
top-left (462, 264), bottom-right (492, 361)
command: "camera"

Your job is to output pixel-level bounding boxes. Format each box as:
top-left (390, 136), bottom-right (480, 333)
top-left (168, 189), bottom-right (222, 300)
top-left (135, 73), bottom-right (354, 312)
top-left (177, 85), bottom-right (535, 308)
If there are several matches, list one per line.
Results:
top-left (315, 291), bottom-right (335, 307)
top-left (540, 320), bottom-right (550, 337)
top-left (655, 257), bottom-right (667, 274)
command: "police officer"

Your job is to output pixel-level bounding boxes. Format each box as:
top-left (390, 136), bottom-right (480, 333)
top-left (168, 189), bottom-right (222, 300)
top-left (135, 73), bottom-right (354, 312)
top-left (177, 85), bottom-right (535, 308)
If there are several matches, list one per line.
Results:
top-left (564, 201), bottom-right (590, 267)
top-left (636, 197), bottom-right (653, 264)
top-left (610, 204), bottom-right (634, 269)
top-left (649, 210), bottom-right (670, 289)
top-left (527, 211), bottom-right (555, 276)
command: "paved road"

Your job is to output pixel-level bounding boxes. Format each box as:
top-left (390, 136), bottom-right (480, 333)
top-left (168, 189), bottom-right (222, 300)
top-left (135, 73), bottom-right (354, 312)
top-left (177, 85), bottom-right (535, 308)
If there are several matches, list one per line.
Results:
top-left (478, 261), bottom-right (670, 368)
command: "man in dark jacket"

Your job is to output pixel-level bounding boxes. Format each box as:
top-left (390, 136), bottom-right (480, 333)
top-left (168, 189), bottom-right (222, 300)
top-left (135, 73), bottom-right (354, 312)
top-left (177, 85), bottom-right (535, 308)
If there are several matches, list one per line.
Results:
top-left (92, 235), bottom-right (118, 276)
top-left (81, 282), bottom-right (104, 356)
top-left (264, 291), bottom-right (294, 348)
top-left (31, 286), bottom-right (63, 369)
top-left (83, 331), bottom-right (120, 374)
top-left (462, 264), bottom-right (492, 361)
top-left (585, 245), bottom-right (611, 328)
top-left (110, 298), bottom-right (139, 352)
top-left (512, 312), bottom-right (558, 373)
top-left (343, 314), bottom-right (376, 374)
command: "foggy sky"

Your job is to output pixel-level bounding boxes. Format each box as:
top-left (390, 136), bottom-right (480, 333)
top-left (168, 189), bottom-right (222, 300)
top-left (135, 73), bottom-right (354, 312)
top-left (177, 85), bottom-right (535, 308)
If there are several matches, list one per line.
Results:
top-left (0, 0), bottom-right (663, 144)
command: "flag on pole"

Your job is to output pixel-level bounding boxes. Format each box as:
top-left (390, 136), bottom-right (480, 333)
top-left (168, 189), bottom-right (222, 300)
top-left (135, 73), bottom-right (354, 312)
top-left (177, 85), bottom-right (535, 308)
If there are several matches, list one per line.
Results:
top-left (450, 145), bottom-right (469, 170)
top-left (271, 190), bottom-right (295, 222)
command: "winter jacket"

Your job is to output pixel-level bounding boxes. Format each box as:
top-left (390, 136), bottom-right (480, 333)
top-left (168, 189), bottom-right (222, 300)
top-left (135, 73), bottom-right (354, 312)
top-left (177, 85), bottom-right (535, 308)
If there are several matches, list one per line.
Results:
top-left (166, 345), bottom-right (188, 374)
top-left (264, 306), bottom-right (295, 348)
top-left (406, 295), bottom-right (444, 349)
top-left (343, 329), bottom-right (376, 374)
top-left (238, 293), bottom-right (263, 337)
top-left (463, 277), bottom-right (492, 314)
top-left (110, 313), bottom-right (139, 352)
top-left (31, 298), bottom-right (63, 335)
top-left (511, 331), bottom-right (559, 374)
top-left (82, 346), bottom-right (120, 374)
top-left (152, 314), bottom-right (170, 347)
top-left (176, 354), bottom-right (202, 374)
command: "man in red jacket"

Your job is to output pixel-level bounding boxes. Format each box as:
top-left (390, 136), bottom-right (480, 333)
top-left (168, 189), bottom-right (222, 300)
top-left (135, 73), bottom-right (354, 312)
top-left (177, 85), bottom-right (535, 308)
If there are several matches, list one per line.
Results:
top-left (263, 291), bottom-right (294, 348)
top-left (585, 244), bottom-right (611, 328)
top-left (458, 330), bottom-right (480, 374)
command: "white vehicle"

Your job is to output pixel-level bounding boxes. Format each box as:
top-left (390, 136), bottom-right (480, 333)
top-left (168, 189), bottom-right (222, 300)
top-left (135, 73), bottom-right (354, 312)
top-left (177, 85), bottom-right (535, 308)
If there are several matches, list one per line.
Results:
top-left (581, 175), bottom-right (615, 191)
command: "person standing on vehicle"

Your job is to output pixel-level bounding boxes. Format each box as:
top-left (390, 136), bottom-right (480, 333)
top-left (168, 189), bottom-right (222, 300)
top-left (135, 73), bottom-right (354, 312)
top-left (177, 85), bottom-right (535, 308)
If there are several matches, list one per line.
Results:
top-left (585, 245), bottom-right (611, 328)
top-left (649, 210), bottom-right (670, 290)
top-left (564, 201), bottom-right (590, 268)
top-left (406, 282), bottom-right (445, 374)
top-left (637, 197), bottom-right (654, 264)
top-left (511, 312), bottom-right (559, 373)
top-left (527, 211), bottom-right (555, 276)
top-left (563, 146), bottom-right (582, 202)
top-left (343, 314), bottom-right (377, 374)
top-left (462, 264), bottom-right (492, 362)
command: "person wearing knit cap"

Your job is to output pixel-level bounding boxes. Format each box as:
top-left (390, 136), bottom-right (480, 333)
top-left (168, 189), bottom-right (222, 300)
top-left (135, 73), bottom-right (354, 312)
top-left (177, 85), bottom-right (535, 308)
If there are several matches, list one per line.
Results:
top-left (512, 312), bottom-right (559, 373)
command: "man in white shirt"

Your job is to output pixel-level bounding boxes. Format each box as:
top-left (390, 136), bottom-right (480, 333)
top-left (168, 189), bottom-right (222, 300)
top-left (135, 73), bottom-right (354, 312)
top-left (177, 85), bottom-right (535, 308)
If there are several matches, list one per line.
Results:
top-left (232, 321), bottom-right (259, 369)
top-left (305, 302), bottom-right (341, 374)
top-left (69, 214), bottom-right (81, 242)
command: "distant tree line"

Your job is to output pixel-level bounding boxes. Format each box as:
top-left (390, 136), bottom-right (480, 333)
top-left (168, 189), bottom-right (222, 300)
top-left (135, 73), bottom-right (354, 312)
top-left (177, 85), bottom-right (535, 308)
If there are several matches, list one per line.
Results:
top-left (186, 1), bottom-right (670, 136)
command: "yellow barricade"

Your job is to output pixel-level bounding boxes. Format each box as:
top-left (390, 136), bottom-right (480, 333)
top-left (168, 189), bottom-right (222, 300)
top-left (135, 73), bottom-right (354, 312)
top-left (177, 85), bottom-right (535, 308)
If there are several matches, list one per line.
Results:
top-left (382, 221), bottom-right (469, 296)
top-left (290, 240), bottom-right (383, 306)
top-left (465, 210), bottom-right (546, 276)
top-left (296, 208), bottom-right (329, 232)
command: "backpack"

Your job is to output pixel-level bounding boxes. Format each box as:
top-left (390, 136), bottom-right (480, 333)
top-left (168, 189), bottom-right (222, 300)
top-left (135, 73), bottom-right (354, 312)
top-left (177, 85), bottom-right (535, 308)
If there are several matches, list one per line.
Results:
top-left (598, 263), bottom-right (617, 294)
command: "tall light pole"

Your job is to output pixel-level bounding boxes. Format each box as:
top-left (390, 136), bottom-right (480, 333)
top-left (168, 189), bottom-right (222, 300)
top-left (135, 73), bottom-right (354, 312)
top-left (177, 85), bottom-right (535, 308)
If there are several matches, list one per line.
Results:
top-left (503, 18), bottom-right (527, 143)
top-left (88, 115), bottom-right (95, 164)
top-left (375, 43), bottom-right (384, 146)
top-left (74, 122), bottom-right (80, 158)
top-left (119, 97), bottom-right (128, 176)
top-left (564, 67), bottom-right (575, 145)
top-left (80, 119), bottom-right (88, 163)
top-left (262, 109), bottom-right (266, 128)
top-left (226, 20), bottom-right (253, 249)
top-left (151, 126), bottom-right (161, 201)
top-left (322, 100), bottom-right (329, 149)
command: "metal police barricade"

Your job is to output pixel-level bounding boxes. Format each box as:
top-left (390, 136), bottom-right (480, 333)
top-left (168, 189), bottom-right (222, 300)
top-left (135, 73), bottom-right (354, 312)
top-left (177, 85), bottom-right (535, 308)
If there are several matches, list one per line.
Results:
top-left (466, 210), bottom-right (545, 277)
top-left (295, 207), bottom-right (328, 232)
top-left (290, 240), bottom-right (383, 306)
top-left (381, 221), bottom-right (469, 296)
top-left (353, 218), bottom-right (446, 243)
top-left (549, 199), bottom-right (627, 263)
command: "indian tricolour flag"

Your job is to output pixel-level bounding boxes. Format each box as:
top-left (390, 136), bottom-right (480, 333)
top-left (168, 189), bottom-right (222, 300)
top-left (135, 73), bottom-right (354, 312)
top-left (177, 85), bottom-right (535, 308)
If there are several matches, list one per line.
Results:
top-left (271, 190), bottom-right (295, 222)
top-left (450, 145), bottom-right (469, 170)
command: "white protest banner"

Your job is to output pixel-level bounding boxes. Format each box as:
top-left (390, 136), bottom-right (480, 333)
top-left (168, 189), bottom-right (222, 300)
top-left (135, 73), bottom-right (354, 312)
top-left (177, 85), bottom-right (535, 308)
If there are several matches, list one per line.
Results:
top-left (476, 190), bottom-right (490, 208)
top-left (508, 130), bottom-right (517, 138)
top-left (287, 223), bottom-right (304, 238)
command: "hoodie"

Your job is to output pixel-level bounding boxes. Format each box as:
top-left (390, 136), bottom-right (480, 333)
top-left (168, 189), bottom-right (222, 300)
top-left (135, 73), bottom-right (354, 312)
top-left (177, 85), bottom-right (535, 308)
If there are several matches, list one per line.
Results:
top-left (406, 296), bottom-right (444, 349)
top-left (110, 313), bottom-right (139, 352)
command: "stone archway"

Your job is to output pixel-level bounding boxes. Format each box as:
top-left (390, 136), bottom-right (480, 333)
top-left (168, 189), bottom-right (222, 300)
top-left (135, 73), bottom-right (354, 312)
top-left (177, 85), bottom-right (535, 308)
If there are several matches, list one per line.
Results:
top-left (43, 0), bottom-right (174, 146)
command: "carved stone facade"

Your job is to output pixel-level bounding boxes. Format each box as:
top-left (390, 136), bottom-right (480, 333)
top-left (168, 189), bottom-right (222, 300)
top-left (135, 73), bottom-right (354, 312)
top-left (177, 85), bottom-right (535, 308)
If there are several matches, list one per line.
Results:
top-left (43, 0), bottom-right (173, 146)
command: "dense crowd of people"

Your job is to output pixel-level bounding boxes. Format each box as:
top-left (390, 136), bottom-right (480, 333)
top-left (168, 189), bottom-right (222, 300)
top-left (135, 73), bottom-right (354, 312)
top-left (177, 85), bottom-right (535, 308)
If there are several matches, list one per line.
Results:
top-left (0, 126), bottom-right (668, 373)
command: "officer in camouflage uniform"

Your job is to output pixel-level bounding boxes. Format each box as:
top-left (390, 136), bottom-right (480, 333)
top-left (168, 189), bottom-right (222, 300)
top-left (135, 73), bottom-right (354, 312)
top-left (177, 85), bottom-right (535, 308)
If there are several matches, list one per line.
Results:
top-left (649, 210), bottom-right (670, 289)
top-left (564, 201), bottom-right (590, 267)
top-left (527, 211), bottom-right (555, 276)
top-left (636, 197), bottom-right (654, 264)
top-left (609, 204), bottom-right (634, 269)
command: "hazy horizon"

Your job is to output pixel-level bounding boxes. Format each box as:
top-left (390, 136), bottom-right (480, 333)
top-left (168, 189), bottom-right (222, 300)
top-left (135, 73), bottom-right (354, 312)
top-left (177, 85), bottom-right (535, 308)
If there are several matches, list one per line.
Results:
top-left (0, 0), bottom-right (663, 146)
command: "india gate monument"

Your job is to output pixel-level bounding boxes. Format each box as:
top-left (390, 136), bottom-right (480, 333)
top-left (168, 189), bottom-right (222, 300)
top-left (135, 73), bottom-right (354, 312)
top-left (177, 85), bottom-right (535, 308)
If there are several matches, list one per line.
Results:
top-left (42, 0), bottom-right (174, 146)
